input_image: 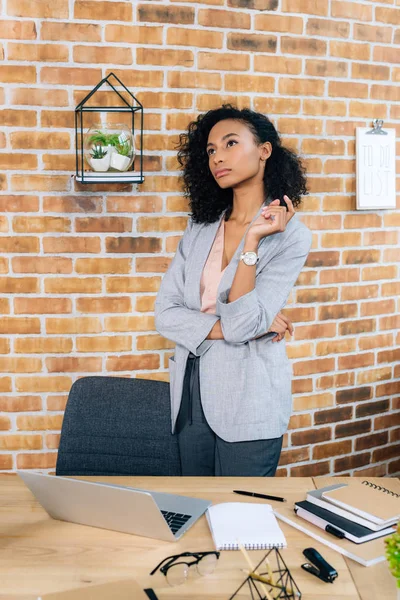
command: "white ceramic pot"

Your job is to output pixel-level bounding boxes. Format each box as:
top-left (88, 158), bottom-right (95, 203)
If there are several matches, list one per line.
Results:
top-left (110, 153), bottom-right (131, 172)
top-left (397, 587), bottom-right (400, 600)
top-left (89, 154), bottom-right (110, 172)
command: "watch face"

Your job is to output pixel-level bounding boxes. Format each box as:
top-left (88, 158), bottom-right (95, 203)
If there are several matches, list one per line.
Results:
top-left (243, 252), bottom-right (258, 266)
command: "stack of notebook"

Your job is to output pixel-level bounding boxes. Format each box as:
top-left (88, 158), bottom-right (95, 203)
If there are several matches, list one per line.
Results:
top-left (275, 479), bottom-right (400, 566)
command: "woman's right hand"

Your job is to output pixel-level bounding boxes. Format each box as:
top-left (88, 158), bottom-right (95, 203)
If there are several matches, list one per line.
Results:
top-left (268, 312), bottom-right (294, 343)
top-left (246, 196), bottom-right (295, 242)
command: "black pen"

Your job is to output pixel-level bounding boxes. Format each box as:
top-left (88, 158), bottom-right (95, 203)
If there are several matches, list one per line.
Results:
top-left (233, 490), bottom-right (287, 503)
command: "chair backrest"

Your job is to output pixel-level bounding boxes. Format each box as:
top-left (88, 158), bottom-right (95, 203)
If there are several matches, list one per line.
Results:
top-left (56, 376), bottom-right (181, 476)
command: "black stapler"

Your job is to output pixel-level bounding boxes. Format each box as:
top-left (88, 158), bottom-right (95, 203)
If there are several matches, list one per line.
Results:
top-left (301, 547), bottom-right (338, 583)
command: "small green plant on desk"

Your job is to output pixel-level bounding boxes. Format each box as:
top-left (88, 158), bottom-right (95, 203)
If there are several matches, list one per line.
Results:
top-left (386, 523), bottom-right (400, 592)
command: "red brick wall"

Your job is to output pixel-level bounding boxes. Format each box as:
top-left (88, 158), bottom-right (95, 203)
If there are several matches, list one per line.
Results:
top-left (0, 0), bottom-right (399, 475)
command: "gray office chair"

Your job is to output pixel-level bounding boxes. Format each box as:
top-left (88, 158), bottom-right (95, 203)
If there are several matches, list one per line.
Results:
top-left (56, 376), bottom-right (181, 476)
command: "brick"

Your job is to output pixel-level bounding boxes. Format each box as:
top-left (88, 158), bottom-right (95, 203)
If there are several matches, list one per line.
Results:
top-left (349, 101), bottom-right (388, 120)
top-left (106, 277), bottom-right (160, 294)
top-left (371, 84), bottom-right (400, 103)
top-left (0, 416), bottom-right (11, 430)
top-left (14, 298), bottom-right (71, 314)
top-left (137, 48), bottom-right (193, 67)
top-left (45, 395), bottom-right (67, 411)
top-left (75, 1), bottom-right (131, 20)
top-left (168, 72), bottom-right (221, 91)
top-left (137, 334), bottom-right (174, 350)
top-left (0, 65), bottom-right (36, 83)
top-left (380, 315), bottom-right (400, 331)
top-left (279, 447), bottom-right (310, 465)
top-left (294, 323), bottom-right (336, 341)
top-left (362, 266), bottom-right (397, 281)
top-left (0, 317), bottom-right (40, 334)
top-left (280, 78), bottom-right (324, 96)
top-left (228, 32), bottom-right (277, 53)
top-left (355, 464), bottom-right (387, 477)
top-left (106, 237), bottom-right (161, 254)
top-left (388, 459), bottom-right (400, 475)
top-left (316, 338), bottom-right (356, 356)
top-left (41, 67), bottom-right (102, 86)
top-left (378, 348), bottom-right (400, 364)
top-left (376, 382), bottom-right (400, 399)
top-left (105, 24), bottom-right (162, 45)
top-left (293, 392), bottom-right (334, 411)
top-left (278, 119), bottom-right (323, 136)
top-left (0, 396), bottom-right (42, 411)
top-left (17, 415), bottom-right (63, 431)
top-left (46, 357), bottom-right (101, 373)
top-left (375, 413), bottom-right (400, 431)
top-left (17, 453), bottom-right (57, 469)
top-left (104, 316), bottom-right (155, 332)
top-left (281, 307), bottom-right (315, 323)
top-left (43, 238), bottom-right (100, 255)
top-left (77, 297), bottom-right (132, 314)
top-left (228, 0), bottom-right (278, 7)
top-left (361, 299), bottom-right (395, 317)
top-left (0, 434), bottom-right (42, 450)
top-left (0, 455), bottom-right (13, 469)
top-left (301, 215), bottom-right (341, 230)
top-left (73, 46), bottom-right (132, 65)
top-left (390, 429), bottom-right (400, 443)
top-left (107, 196), bottom-right (162, 214)
top-left (75, 258), bottom-right (131, 275)
top-left (7, 0), bottom-right (68, 18)
top-left (282, 0), bottom-right (328, 16)
top-left (331, 1), bottom-right (372, 21)
top-left (314, 406), bottom-right (353, 425)
top-left (8, 42), bottom-right (69, 62)
top-left (338, 352), bottom-right (374, 370)
top-left (11, 132), bottom-right (70, 150)
top-left (336, 387), bottom-right (372, 404)
top-left (0, 276), bottom-right (39, 293)
top-left (106, 354), bottom-right (160, 372)
top-left (341, 285), bottom-right (378, 301)
top-left (41, 22), bottom-right (101, 41)
top-left (47, 434), bottom-right (61, 449)
top-left (334, 453), bottom-right (371, 473)
top-left (254, 57), bottom-right (301, 76)
top-left (296, 288), bottom-right (338, 304)
top-left (317, 372), bottom-right (354, 390)
top-left (12, 87), bottom-right (69, 107)
top-left (137, 4), bottom-right (194, 24)
top-left (77, 335), bottom-right (131, 353)
top-left (255, 14), bottom-right (303, 33)
top-left (324, 159), bottom-right (355, 174)
top-left (281, 36), bottom-right (326, 56)
top-left (319, 303), bottom-right (358, 320)
top-left (15, 337), bottom-right (73, 353)
top-left (167, 27), bottom-right (222, 49)
top-left (0, 154), bottom-right (37, 170)
top-left (291, 427), bottom-right (331, 446)
top-left (288, 413), bottom-right (312, 429)
top-left (46, 318), bottom-right (101, 335)
top-left (291, 461), bottom-right (330, 476)
top-left (306, 18), bottom-right (349, 38)
top-left (374, 46), bottom-right (400, 65)
top-left (0, 19), bottom-right (37, 39)
top-left (313, 440), bottom-right (351, 460)
top-left (357, 367), bottom-right (392, 385)
top-left (355, 431), bottom-right (388, 451)
top-left (0, 110), bottom-right (36, 128)
top-left (359, 333), bottom-right (393, 351)
top-left (352, 63), bottom-right (390, 81)
top-left (322, 195), bottom-right (355, 211)
top-left (292, 378), bottom-right (313, 393)
top-left (354, 23), bottom-right (392, 43)
top-left (306, 251), bottom-right (339, 267)
top-left (225, 74), bottom-right (275, 93)
top-left (339, 318), bottom-right (375, 336)
top-left (135, 296), bottom-right (156, 313)
top-left (373, 444), bottom-right (400, 463)
top-left (335, 419), bottom-right (371, 438)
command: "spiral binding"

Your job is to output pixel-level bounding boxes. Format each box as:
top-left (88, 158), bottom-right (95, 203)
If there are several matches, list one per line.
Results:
top-left (362, 480), bottom-right (400, 498)
top-left (222, 542), bottom-right (285, 550)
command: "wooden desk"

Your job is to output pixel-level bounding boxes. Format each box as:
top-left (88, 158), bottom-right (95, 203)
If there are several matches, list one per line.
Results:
top-left (0, 475), bottom-right (397, 600)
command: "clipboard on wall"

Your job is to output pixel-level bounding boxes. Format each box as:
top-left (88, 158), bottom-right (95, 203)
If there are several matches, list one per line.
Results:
top-left (356, 119), bottom-right (396, 210)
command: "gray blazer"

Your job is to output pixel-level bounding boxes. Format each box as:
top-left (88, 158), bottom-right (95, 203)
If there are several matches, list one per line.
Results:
top-left (155, 205), bottom-right (312, 442)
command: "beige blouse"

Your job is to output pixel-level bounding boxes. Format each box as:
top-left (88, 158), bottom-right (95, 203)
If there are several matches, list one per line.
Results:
top-left (200, 218), bottom-right (227, 314)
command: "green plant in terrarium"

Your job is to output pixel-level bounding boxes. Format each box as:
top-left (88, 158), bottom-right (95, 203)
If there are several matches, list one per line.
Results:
top-left (88, 130), bottom-right (120, 147)
top-left (90, 144), bottom-right (108, 159)
top-left (385, 523), bottom-right (400, 589)
top-left (115, 140), bottom-right (131, 157)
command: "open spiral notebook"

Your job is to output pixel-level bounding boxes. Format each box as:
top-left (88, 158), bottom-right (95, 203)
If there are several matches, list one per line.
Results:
top-left (206, 502), bottom-right (287, 550)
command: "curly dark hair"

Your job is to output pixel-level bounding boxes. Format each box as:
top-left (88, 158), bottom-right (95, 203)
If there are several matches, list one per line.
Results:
top-left (176, 104), bottom-right (308, 224)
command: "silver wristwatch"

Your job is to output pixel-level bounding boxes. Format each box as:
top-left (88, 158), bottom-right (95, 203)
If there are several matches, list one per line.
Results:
top-left (239, 251), bottom-right (259, 266)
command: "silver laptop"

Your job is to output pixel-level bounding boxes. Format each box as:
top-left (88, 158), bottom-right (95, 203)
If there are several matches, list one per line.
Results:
top-left (18, 471), bottom-right (211, 542)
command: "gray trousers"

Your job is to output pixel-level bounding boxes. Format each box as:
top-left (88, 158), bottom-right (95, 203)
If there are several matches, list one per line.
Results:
top-left (175, 353), bottom-right (283, 477)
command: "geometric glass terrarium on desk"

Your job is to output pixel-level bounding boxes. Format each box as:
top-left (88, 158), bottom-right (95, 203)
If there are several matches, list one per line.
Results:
top-left (75, 72), bottom-right (144, 184)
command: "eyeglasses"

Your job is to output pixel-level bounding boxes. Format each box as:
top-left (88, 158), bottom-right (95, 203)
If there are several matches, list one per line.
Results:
top-left (150, 551), bottom-right (220, 586)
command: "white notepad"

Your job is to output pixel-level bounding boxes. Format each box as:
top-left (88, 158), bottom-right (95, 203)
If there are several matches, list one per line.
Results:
top-left (206, 502), bottom-right (287, 550)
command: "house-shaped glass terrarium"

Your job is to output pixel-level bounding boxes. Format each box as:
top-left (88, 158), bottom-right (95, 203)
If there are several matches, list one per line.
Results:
top-left (75, 72), bottom-right (144, 184)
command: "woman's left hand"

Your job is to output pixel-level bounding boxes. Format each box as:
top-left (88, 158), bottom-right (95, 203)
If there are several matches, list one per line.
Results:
top-left (247, 195), bottom-right (295, 242)
top-left (268, 312), bottom-right (294, 343)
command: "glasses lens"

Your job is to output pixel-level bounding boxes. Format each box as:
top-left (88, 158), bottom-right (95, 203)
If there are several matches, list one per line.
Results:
top-left (166, 563), bottom-right (188, 586)
top-left (197, 553), bottom-right (218, 576)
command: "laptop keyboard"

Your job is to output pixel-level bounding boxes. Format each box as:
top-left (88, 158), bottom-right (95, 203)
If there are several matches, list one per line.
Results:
top-left (161, 511), bottom-right (191, 534)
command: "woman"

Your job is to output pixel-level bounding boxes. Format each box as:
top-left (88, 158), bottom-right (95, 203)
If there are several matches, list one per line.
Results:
top-left (155, 105), bottom-right (312, 477)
